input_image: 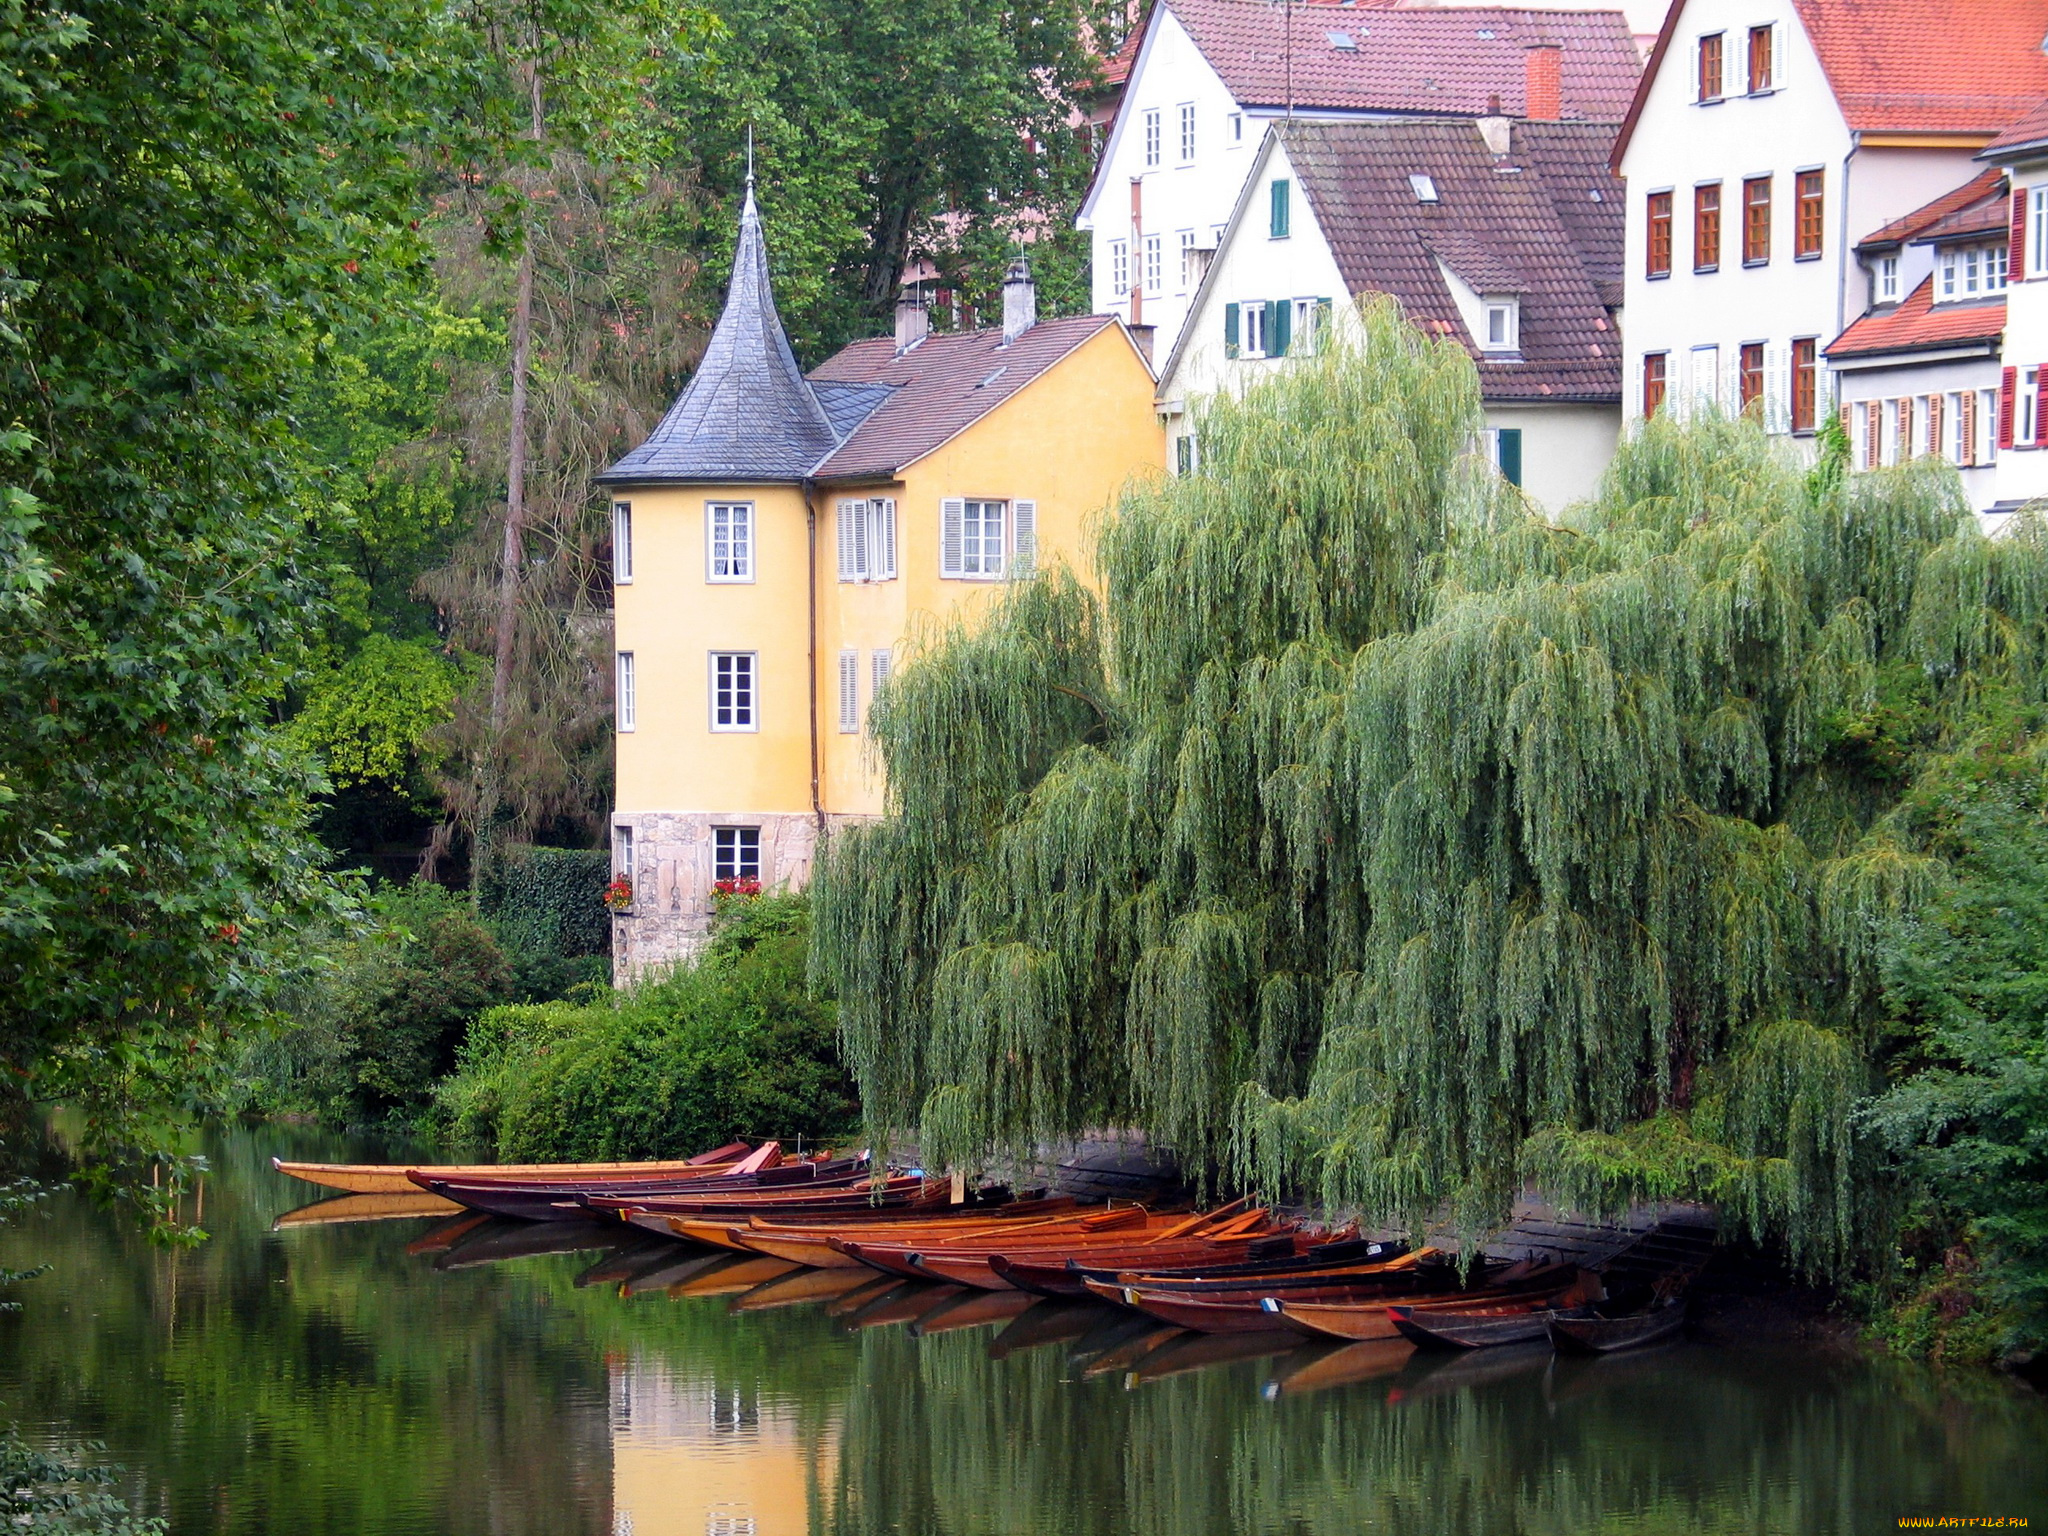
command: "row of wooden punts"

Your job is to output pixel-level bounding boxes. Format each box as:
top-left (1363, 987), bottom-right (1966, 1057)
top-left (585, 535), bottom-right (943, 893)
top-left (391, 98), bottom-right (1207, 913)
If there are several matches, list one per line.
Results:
top-left (274, 1143), bottom-right (1702, 1355)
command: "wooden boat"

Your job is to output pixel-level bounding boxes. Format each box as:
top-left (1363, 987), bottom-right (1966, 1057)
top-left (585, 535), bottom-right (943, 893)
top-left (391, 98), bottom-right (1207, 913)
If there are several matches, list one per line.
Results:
top-left (1545, 1293), bottom-right (1688, 1354)
top-left (1123, 1329), bottom-right (1303, 1385)
top-left (1389, 1304), bottom-right (1562, 1350)
top-left (824, 1276), bottom-right (904, 1318)
top-left (272, 1190), bottom-right (461, 1228)
top-left (995, 1231), bottom-right (1373, 1298)
top-left (697, 1196), bottom-right (1080, 1262)
top-left (1096, 1243), bottom-right (1435, 1295)
top-left (405, 1212), bottom-right (492, 1255)
top-left (1267, 1267), bottom-right (1601, 1343)
top-left (427, 1158), bottom-right (879, 1222)
top-left (835, 1207), bottom-right (1263, 1289)
top-left (273, 1139), bottom-right (757, 1194)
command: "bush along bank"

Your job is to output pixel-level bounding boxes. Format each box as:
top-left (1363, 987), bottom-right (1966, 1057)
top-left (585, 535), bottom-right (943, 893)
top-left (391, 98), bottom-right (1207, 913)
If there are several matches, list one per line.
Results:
top-left (429, 892), bottom-right (857, 1160)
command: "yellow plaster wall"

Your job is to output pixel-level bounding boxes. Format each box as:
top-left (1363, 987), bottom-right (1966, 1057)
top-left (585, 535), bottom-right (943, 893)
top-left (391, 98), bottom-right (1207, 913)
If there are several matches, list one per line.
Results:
top-left (612, 482), bottom-right (817, 817)
top-left (814, 323), bottom-right (1164, 815)
top-left (614, 323), bottom-right (1163, 826)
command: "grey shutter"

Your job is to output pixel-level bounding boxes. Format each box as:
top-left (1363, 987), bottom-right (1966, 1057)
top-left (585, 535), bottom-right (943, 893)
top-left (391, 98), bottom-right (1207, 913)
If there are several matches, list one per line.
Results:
top-left (1269, 300), bottom-right (1291, 358)
top-left (941, 497), bottom-right (965, 577)
top-left (838, 650), bottom-right (860, 732)
top-left (871, 497), bottom-right (897, 579)
top-left (837, 500), bottom-right (862, 580)
top-left (871, 648), bottom-right (892, 699)
top-left (1011, 499), bottom-right (1037, 574)
top-left (1224, 302), bottom-right (1240, 359)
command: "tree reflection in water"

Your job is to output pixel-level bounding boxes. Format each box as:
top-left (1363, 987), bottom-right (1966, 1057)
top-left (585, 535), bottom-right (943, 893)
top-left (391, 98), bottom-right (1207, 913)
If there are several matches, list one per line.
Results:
top-left (2, 1127), bottom-right (2043, 1536)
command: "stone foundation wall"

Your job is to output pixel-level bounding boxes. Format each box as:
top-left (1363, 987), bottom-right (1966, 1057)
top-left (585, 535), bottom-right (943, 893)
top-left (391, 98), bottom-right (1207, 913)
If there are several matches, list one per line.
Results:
top-left (609, 809), bottom-right (870, 983)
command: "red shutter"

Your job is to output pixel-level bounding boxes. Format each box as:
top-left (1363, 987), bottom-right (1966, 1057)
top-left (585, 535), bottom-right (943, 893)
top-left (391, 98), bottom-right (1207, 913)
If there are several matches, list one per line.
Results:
top-left (2011, 185), bottom-right (2027, 277)
top-left (2001, 366), bottom-right (2018, 448)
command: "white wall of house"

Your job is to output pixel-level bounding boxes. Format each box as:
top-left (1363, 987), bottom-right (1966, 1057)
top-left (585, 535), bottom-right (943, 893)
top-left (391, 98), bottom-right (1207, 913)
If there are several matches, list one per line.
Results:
top-left (1160, 135), bottom-right (1618, 512)
top-left (1835, 353), bottom-right (2003, 512)
top-left (1077, 7), bottom-right (1257, 363)
top-left (1618, 0), bottom-right (1981, 442)
top-left (1995, 151), bottom-right (2048, 513)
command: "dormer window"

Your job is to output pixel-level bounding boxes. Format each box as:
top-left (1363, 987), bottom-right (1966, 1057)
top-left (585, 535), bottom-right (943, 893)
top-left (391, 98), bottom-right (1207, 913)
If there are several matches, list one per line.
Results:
top-left (1939, 242), bottom-right (2008, 300)
top-left (1876, 254), bottom-right (1899, 303)
top-left (1482, 298), bottom-right (1519, 352)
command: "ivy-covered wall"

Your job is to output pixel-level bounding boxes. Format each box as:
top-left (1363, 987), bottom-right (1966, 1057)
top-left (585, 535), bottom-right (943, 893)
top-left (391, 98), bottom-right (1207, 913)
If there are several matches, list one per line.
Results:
top-left (477, 845), bottom-right (612, 960)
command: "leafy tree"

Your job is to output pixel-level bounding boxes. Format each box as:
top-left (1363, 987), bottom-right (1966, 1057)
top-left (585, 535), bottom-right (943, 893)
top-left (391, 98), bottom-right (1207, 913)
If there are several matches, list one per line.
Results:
top-left (1863, 727), bottom-right (2048, 1352)
top-left (0, 0), bottom-right (468, 1221)
top-left (811, 298), bottom-right (2048, 1276)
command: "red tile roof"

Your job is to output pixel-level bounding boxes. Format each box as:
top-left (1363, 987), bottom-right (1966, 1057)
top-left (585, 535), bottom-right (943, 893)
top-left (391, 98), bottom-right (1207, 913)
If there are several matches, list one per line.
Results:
top-left (1164, 0), bottom-right (1641, 120)
top-left (1614, 0), bottom-right (2048, 168)
top-left (1983, 99), bottom-right (2048, 159)
top-left (806, 316), bottom-right (1129, 481)
top-left (1856, 169), bottom-right (2006, 248)
top-left (1790, 0), bottom-right (2048, 135)
top-left (1825, 275), bottom-right (2005, 359)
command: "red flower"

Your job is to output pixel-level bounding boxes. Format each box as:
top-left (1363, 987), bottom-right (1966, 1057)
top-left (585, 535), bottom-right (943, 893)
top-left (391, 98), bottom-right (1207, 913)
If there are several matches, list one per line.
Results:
top-left (712, 877), bottom-right (762, 898)
top-left (602, 878), bottom-right (634, 911)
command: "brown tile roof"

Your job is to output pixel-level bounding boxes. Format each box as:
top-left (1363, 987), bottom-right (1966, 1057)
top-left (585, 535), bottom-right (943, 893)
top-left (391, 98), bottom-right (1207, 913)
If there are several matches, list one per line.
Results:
top-left (1615, 0), bottom-right (2048, 168)
top-left (1856, 169), bottom-right (2006, 249)
top-left (1278, 118), bottom-right (1624, 402)
top-left (1825, 275), bottom-right (2005, 359)
top-left (1164, 0), bottom-right (1641, 120)
top-left (1984, 99), bottom-right (2048, 159)
top-left (806, 316), bottom-right (1127, 481)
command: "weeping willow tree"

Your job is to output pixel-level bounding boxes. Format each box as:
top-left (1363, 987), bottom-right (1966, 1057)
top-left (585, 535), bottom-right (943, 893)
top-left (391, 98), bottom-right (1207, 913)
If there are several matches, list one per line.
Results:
top-left (812, 296), bottom-right (2048, 1274)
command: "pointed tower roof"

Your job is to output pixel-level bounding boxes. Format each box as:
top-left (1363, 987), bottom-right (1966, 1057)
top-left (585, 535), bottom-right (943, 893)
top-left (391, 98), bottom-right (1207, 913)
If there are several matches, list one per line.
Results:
top-left (601, 183), bottom-right (839, 484)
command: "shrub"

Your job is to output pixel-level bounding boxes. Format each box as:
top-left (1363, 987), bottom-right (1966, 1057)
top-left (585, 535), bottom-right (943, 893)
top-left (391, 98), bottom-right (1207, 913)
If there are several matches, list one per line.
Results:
top-left (433, 893), bottom-right (855, 1158)
top-left (477, 844), bottom-right (612, 1003)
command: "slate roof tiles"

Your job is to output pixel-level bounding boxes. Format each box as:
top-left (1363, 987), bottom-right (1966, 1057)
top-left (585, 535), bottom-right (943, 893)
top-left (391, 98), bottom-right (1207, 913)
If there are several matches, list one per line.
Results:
top-left (1278, 118), bottom-right (1624, 402)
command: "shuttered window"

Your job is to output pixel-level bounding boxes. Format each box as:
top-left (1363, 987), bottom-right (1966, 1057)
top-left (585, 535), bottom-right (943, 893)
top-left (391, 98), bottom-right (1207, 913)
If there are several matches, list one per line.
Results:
top-left (1697, 32), bottom-right (1724, 101)
top-left (1693, 184), bottom-right (1720, 272)
top-left (1746, 24), bottom-right (1773, 92)
top-left (1794, 171), bottom-right (1824, 259)
top-left (941, 498), bottom-right (1033, 580)
top-left (838, 649), bottom-right (860, 733)
top-left (1642, 352), bottom-right (1668, 417)
top-left (1790, 339), bottom-right (1817, 432)
top-left (707, 502), bottom-right (753, 581)
top-left (1646, 191), bottom-right (1672, 277)
top-left (1223, 301), bottom-right (1241, 358)
top-left (870, 648), bottom-right (892, 699)
top-left (1269, 178), bottom-right (1290, 239)
top-left (1738, 343), bottom-right (1764, 414)
top-left (837, 498), bottom-right (896, 582)
top-left (1743, 177), bottom-right (1772, 265)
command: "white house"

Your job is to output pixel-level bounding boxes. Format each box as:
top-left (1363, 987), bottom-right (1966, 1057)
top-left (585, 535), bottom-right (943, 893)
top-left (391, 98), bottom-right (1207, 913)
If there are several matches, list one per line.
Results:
top-left (1157, 115), bottom-right (1625, 511)
top-left (1979, 102), bottom-right (2048, 519)
top-left (1612, 0), bottom-right (2048, 447)
top-left (1825, 171), bottom-right (2009, 513)
top-left (1077, 0), bottom-right (1641, 364)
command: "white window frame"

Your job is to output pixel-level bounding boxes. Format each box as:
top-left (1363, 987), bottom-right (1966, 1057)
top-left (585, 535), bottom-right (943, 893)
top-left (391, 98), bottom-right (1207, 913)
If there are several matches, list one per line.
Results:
top-left (837, 648), bottom-right (860, 733)
top-left (1142, 234), bottom-right (1162, 295)
top-left (1876, 255), bottom-right (1898, 303)
top-left (1142, 108), bottom-right (1160, 168)
top-left (1109, 240), bottom-right (1129, 297)
top-left (940, 497), bottom-right (1035, 580)
top-left (1177, 102), bottom-right (1195, 162)
top-left (709, 650), bottom-right (757, 732)
top-left (612, 500), bottom-right (634, 584)
top-left (706, 501), bottom-right (754, 582)
top-left (615, 650), bottom-right (636, 732)
top-left (1177, 229), bottom-right (1197, 291)
top-left (713, 826), bottom-right (761, 882)
top-left (2032, 186), bottom-right (2048, 279)
top-left (1690, 343), bottom-right (1720, 412)
top-left (613, 823), bottom-right (634, 900)
top-left (1940, 244), bottom-right (2005, 300)
top-left (2023, 367), bottom-right (2040, 447)
top-left (1979, 387), bottom-right (1999, 465)
top-left (1946, 392), bottom-right (1967, 464)
top-left (836, 497), bottom-right (896, 583)
top-left (1292, 298), bottom-right (1326, 356)
top-left (1987, 243), bottom-right (2009, 293)
top-left (1483, 299), bottom-right (1520, 353)
top-left (1241, 301), bottom-right (1268, 358)
top-left (1227, 112), bottom-right (1243, 144)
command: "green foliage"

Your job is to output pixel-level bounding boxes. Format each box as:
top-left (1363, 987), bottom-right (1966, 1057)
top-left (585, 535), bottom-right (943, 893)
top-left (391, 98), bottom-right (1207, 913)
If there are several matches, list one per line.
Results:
top-left (248, 882), bottom-right (514, 1126)
top-left (476, 844), bottom-right (611, 958)
top-left (435, 893), bottom-right (854, 1158)
top-left (294, 636), bottom-right (466, 797)
top-left (813, 297), bottom-right (2048, 1276)
top-left (1861, 736), bottom-right (2048, 1352)
top-left (0, 0), bottom-right (470, 1219)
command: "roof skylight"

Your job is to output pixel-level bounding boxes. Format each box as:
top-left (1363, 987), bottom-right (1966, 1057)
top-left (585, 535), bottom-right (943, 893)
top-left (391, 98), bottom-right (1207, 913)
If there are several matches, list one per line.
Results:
top-left (1410, 174), bottom-right (1440, 203)
top-left (1327, 30), bottom-right (1356, 49)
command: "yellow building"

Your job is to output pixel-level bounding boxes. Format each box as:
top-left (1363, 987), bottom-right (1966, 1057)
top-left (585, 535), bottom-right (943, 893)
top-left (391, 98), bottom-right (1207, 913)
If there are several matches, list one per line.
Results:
top-left (600, 179), bottom-right (1163, 977)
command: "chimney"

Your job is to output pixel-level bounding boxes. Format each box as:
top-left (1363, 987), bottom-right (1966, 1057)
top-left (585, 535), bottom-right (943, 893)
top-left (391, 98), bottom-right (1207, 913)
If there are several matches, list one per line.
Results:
top-left (1524, 45), bottom-right (1562, 122)
top-left (1126, 323), bottom-right (1156, 368)
top-left (1478, 93), bottom-right (1512, 156)
top-left (894, 287), bottom-right (929, 353)
top-left (1001, 256), bottom-right (1037, 344)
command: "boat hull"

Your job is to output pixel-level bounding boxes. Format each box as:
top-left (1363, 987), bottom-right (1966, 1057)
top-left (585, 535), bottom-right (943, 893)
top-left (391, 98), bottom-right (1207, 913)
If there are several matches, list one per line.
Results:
top-left (1546, 1296), bottom-right (1687, 1354)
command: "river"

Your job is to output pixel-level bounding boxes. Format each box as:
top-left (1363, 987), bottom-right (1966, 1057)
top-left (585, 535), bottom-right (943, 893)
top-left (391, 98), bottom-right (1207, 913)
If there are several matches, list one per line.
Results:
top-left (1, 1124), bottom-right (2043, 1534)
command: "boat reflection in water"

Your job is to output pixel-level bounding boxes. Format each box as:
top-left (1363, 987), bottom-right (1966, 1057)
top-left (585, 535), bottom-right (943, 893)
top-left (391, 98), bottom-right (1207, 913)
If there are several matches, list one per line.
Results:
top-left (2, 1127), bottom-right (2045, 1536)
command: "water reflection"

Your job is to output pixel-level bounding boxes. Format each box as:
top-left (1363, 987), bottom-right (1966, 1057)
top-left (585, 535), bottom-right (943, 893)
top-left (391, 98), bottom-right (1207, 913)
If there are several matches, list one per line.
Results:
top-left (1, 1125), bottom-right (2043, 1536)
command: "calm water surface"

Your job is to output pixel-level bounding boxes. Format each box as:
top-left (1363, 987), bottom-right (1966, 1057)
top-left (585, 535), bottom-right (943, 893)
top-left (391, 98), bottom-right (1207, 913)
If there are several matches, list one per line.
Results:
top-left (2, 1125), bottom-right (2044, 1535)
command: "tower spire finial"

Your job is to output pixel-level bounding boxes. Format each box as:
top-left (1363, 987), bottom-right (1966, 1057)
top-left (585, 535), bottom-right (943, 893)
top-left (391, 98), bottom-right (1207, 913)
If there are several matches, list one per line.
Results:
top-left (745, 124), bottom-right (755, 195)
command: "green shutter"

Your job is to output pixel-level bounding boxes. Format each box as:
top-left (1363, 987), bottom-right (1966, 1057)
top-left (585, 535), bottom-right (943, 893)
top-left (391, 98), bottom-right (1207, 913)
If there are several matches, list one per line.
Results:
top-left (1270, 178), bottom-right (1290, 238)
top-left (1224, 301), bottom-right (1240, 359)
top-left (1269, 299), bottom-right (1291, 358)
top-left (1496, 428), bottom-right (1523, 487)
